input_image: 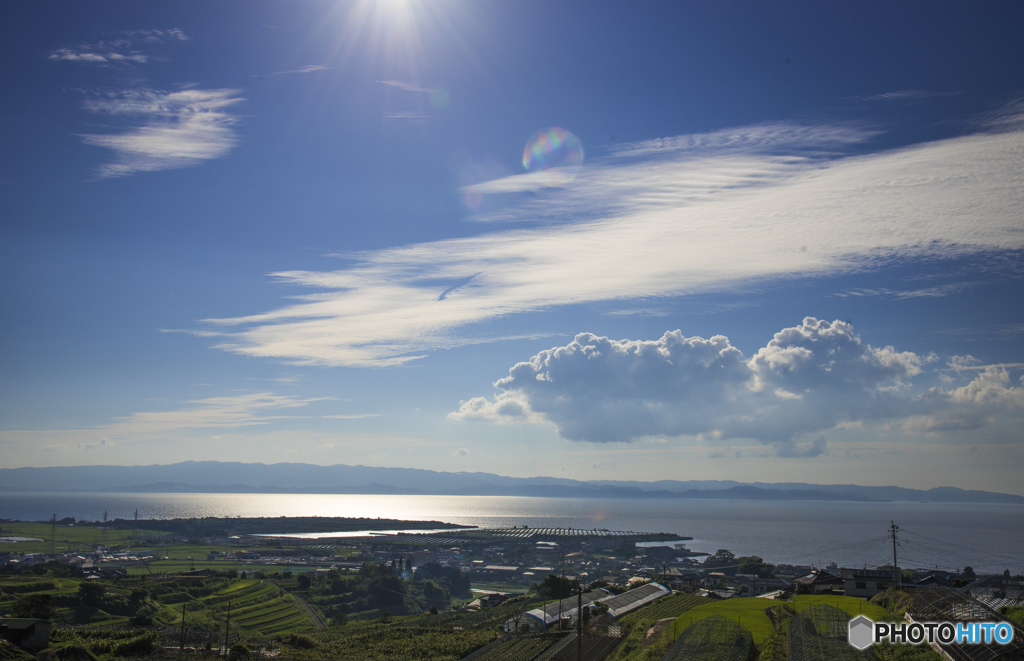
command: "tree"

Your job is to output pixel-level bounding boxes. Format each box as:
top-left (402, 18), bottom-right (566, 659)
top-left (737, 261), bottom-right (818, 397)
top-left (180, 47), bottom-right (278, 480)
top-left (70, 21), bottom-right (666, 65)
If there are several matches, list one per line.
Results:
top-left (296, 574), bottom-right (312, 589)
top-left (12, 593), bottom-right (55, 620)
top-left (538, 574), bottom-right (576, 599)
top-left (962, 566), bottom-right (976, 580)
top-left (78, 581), bottom-right (106, 607)
top-left (703, 549), bottom-right (738, 576)
top-left (737, 556), bottom-right (774, 578)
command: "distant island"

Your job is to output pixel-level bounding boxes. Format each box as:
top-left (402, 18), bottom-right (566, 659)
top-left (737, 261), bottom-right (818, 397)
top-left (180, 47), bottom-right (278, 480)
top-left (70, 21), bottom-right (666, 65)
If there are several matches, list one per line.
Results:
top-left (1, 461), bottom-right (1022, 504)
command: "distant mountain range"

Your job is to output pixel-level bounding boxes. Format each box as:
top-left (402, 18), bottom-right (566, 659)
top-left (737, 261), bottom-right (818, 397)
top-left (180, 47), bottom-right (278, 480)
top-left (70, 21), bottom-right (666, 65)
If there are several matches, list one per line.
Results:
top-left (1, 461), bottom-right (1022, 504)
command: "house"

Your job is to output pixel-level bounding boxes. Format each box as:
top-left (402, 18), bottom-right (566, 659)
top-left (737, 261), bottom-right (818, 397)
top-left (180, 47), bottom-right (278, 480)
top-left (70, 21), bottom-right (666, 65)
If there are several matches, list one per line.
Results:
top-left (730, 575), bottom-right (795, 597)
top-left (841, 569), bottom-right (897, 598)
top-left (911, 574), bottom-right (954, 589)
top-left (479, 593), bottom-right (511, 608)
top-left (0, 618), bottom-right (51, 651)
top-left (657, 568), bottom-right (702, 592)
top-left (964, 575), bottom-right (1024, 601)
top-left (705, 572), bottom-right (728, 588)
top-left (794, 569), bottom-right (844, 594)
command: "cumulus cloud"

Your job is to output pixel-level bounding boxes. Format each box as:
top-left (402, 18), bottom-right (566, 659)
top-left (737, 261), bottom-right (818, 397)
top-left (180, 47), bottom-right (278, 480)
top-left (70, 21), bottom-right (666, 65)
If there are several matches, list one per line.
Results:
top-left (201, 108), bottom-right (1024, 367)
top-left (453, 448), bottom-right (469, 457)
top-left (79, 88), bottom-right (242, 177)
top-left (449, 319), bottom-right (1024, 453)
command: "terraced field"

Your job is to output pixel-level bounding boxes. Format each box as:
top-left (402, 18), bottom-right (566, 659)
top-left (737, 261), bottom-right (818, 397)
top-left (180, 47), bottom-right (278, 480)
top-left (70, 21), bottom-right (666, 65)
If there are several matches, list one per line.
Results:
top-left (197, 580), bottom-right (317, 635)
top-left (467, 634), bottom-right (562, 661)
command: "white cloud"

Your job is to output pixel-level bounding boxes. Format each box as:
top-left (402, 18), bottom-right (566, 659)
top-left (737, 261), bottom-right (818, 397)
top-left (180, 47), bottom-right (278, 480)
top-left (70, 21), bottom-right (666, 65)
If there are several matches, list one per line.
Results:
top-left (0, 392), bottom-right (316, 454)
top-left (384, 111), bottom-right (428, 123)
top-left (202, 109), bottom-right (1024, 367)
top-left (79, 88), bottom-right (242, 177)
top-left (851, 90), bottom-right (958, 103)
top-left (321, 414), bottom-right (382, 419)
top-left (49, 29), bottom-right (188, 65)
top-left (450, 319), bottom-right (1024, 453)
top-left (263, 65), bottom-right (330, 76)
top-left (833, 283), bottom-right (977, 299)
top-left (50, 49), bottom-right (148, 64)
top-left (378, 80), bottom-right (432, 93)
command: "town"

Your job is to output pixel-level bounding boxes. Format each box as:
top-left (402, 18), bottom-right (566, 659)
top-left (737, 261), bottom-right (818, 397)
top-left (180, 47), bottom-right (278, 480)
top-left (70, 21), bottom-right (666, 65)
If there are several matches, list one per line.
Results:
top-left (1, 517), bottom-right (1022, 661)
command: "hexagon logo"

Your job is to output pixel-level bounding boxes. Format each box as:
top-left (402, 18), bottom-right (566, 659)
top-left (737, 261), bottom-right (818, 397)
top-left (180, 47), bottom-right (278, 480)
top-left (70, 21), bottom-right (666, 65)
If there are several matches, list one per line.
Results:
top-left (848, 615), bottom-right (875, 650)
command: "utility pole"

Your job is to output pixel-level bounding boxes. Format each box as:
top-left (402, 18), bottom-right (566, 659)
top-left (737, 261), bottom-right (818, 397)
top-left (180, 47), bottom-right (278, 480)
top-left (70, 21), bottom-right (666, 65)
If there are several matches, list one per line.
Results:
top-left (558, 550), bottom-right (565, 630)
top-left (576, 582), bottom-right (583, 661)
top-left (50, 514), bottom-right (57, 555)
top-left (890, 521), bottom-right (901, 589)
top-left (223, 600), bottom-right (232, 656)
top-left (179, 603), bottom-right (187, 656)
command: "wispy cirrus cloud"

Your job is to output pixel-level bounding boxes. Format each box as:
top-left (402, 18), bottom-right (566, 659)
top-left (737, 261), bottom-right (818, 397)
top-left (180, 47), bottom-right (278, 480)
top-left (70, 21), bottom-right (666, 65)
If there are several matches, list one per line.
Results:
top-left (322, 414), bottom-right (382, 419)
top-left (199, 104), bottom-right (1024, 367)
top-left (378, 80), bottom-right (432, 93)
top-left (79, 88), bottom-right (243, 178)
top-left (0, 392), bottom-right (318, 454)
top-left (384, 111), bottom-right (428, 123)
top-left (260, 64), bottom-right (330, 76)
top-left (849, 89), bottom-right (959, 103)
top-left (832, 282), bottom-right (978, 299)
top-left (49, 29), bottom-right (188, 65)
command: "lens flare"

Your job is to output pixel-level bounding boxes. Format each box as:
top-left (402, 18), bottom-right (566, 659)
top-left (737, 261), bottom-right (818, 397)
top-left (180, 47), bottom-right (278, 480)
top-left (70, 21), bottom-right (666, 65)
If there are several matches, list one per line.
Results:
top-left (522, 127), bottom-right (583, 184)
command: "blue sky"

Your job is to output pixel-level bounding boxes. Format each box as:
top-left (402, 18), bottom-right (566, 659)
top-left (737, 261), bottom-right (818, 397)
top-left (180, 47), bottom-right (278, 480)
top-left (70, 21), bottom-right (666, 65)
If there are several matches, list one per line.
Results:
top-left (2, 0), bottom-right (1024, 494)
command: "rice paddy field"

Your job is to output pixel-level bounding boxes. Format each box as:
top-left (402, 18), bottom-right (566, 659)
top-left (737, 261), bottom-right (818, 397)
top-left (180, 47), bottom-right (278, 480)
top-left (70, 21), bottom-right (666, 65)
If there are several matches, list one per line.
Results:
top-left (790, 594), bottom-right (889, 619)
top-left (0, 522), bottom-right (169, 553)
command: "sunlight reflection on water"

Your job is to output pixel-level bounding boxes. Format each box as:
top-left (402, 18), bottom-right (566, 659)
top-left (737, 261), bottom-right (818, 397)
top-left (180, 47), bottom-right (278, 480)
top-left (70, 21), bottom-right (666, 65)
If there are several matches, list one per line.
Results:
top-left (2, 493), bottom-right (1021, 574)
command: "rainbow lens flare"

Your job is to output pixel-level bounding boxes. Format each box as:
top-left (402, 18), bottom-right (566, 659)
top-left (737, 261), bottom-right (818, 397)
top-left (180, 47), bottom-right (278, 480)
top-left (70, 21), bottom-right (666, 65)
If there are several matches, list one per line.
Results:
top-left (522, 127), bottom-right (583, 184)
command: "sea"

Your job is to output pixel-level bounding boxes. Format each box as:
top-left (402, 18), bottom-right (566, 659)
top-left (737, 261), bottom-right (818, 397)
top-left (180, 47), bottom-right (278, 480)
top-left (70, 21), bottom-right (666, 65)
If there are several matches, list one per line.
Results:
top-left (1, 493), bottom-right (1021, 575)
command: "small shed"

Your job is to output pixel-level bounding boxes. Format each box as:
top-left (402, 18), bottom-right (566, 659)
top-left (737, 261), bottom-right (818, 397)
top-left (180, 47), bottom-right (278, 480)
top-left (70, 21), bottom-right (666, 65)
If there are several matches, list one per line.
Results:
top-left (0, 618), bottom-right (51, 650)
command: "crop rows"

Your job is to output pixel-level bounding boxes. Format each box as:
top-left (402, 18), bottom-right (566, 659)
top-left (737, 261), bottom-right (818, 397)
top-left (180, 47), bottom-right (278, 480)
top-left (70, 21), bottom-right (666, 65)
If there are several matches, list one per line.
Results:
top-left (297, 624), bottom-right (498, 661)
top-left (621, 592), bottom-right (708, 624)
top-left (180, 581), bottom-right (313, 634)
top-left (471, 636), bottom-right (558, 661)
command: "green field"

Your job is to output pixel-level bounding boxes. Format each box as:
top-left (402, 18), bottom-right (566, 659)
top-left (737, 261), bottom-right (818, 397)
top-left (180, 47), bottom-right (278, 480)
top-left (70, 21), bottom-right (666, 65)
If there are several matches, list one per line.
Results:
top-left (664, 594), bottom-right (891, 648)
top-left (620, 592), bottom-right (708, 625)
top-left (184, 579), bottom-right (318, 635)
top-left (288, 623), bottom-right (498, 661)
top-left (791, 594), bottom-right (889, 620)
top-left (0, 522), bottom-right (170, 553)
top-left (667, 598), bottom-right (780, 645)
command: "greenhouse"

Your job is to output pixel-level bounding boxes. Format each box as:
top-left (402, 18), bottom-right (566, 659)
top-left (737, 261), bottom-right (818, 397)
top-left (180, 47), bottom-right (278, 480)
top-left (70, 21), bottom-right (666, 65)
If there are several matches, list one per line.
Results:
top-left (660, 615), bottom-right (753, 661)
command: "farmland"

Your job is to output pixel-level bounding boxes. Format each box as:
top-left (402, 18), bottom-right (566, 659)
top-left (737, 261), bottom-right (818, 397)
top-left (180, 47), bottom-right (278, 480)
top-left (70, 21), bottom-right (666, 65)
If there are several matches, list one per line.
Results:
top-left (666, 597), bottom-right (779, 644)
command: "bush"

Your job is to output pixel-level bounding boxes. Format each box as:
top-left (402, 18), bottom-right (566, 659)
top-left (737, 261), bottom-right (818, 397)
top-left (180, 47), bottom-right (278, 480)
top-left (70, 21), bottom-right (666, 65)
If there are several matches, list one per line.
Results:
top-left (112, 633), bottom-right (157, 657)
top-left (228, 643), bottom-right (251, 659)
top-left (285, 633), bottom-right (314, 649)
top-left (12, 593), bottom-right (55, 620)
